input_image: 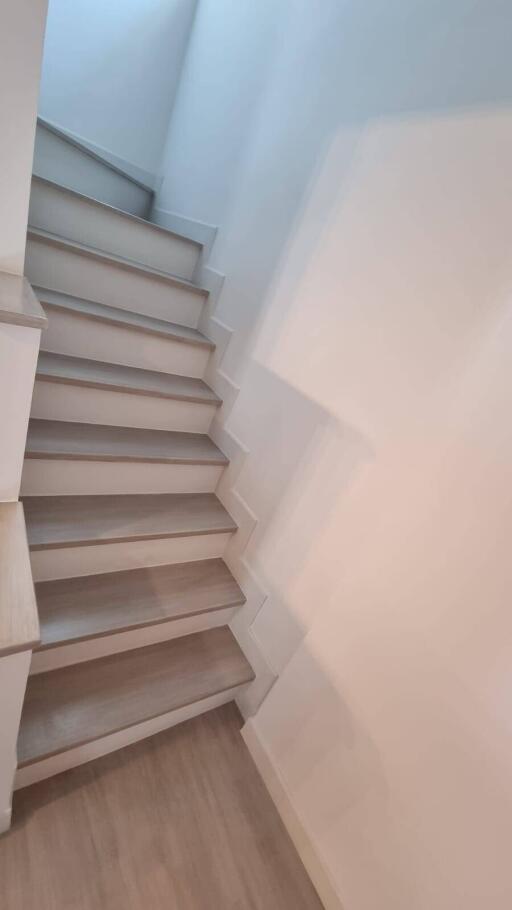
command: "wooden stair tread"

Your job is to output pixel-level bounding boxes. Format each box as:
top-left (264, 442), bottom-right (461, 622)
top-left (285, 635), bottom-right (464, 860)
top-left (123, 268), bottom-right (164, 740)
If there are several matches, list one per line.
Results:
top-left (35, 559), bottom-right (245, 650)
top-left (23, 493), bottom-right (237, 550)
top-left (26, 419), bottom-right (228, 465)
top-left (27, 227), bottom-right (208, 297)
top-left (31, 175), bottom-right (202, 249)
top-left (36, 351), bottom-right (221, 406)
top-left (18, 627), bottom-right (254, 765)
top-left (37, 117), bottom-right (155, 193)
top-left (34, 285), bottom-right (213, 349)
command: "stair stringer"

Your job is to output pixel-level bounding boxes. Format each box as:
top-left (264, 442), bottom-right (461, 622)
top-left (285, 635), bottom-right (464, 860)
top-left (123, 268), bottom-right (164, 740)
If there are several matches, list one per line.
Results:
top-left (197, 265), bottom-right (277, 718)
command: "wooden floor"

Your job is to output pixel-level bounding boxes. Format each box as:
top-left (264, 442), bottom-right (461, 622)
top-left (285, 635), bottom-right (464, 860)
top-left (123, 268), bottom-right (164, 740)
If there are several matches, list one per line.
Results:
top-left (1, 704), bottom-right (322, 909)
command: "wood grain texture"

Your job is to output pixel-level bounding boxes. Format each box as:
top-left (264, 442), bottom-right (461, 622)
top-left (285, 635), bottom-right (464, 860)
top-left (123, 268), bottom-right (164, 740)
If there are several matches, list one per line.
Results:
top-left (4, 704), bottom-right (323, 909)
top-left (17, 628), bottom-right (254, 765)
top-left (0, 272), bottom-right (47, 330)
top-left (36, 350), bottom-right (221, 405)
top-left (26, 419), bottom-right (228, 465)
top-left (35, 285), bottom-right (213, 348)
top-left (27, 227), bottom-right (208, 297)
top-left (23, 492), bottom-right (237, 550)
top-left (0, 504), bottom-right (40, 656)
top-left (35, 558), bottom-right (245, 649)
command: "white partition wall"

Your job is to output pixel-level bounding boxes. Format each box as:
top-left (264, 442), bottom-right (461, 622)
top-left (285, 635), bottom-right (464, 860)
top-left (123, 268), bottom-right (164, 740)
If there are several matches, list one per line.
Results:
top-left (0, 652), bottom-right (32, 833)
top-left (0, 0), bottom-right (48, 275)
top-left (0, 0), bottom-right (48, 834)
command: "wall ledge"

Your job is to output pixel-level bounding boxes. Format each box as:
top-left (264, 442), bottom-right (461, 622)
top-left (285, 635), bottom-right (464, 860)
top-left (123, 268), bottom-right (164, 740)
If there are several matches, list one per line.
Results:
top-left (0, 272), bottom-right (47, 330)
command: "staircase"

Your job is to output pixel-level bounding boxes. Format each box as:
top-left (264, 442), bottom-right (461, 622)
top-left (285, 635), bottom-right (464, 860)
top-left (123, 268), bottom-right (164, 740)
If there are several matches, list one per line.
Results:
top-left (15, 137), bottom-right (254, 789)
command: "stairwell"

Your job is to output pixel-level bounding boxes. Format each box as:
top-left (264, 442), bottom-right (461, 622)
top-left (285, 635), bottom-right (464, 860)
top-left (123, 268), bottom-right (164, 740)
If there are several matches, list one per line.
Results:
top-left (14, 127), bottom-right (255, 789)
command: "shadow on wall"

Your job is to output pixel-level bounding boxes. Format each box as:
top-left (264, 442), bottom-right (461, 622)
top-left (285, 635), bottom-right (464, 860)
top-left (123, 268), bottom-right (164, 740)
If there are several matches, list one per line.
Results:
top-left (222, 360), bottom-right (374, 677)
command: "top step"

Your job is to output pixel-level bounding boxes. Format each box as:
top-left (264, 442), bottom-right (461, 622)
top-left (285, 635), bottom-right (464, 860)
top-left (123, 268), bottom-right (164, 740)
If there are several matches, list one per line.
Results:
top-left (29, 175), bottom-right (202, 282)
top-left (33, 119), bottom-right (153, 218)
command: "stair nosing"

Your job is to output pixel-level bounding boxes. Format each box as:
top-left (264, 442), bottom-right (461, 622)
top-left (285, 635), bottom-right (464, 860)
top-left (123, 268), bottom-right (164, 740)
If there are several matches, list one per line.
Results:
top-left (31, 174), bottom-right (203, 249)
top-left (27, 523), bottom-right (236, 551)
top-left (35, 351), bottom-right (222, 407)
top-left (36, 597), bottom-right (245, 652)
top-left (25, 450), bottom-right (228, 466)
top-left (35, 596), bottom-right (245, 651)
top-left (27, 227), bottom-right (209, 298)
top-left (35, 285), bottom-right (214, 350)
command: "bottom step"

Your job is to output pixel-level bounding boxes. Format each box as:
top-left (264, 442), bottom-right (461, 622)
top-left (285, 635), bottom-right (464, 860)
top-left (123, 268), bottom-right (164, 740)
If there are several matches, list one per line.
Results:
top-left (16, 627), bottom-right (253, 788)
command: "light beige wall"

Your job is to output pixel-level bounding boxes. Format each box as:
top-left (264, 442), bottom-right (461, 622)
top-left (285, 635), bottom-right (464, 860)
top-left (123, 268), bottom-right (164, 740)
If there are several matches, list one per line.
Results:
top-left (251, 107), bottom-right (512, 909)
top-left (0, 0), bottom-right (48, 275)
top-left (0, 1), bottom-right (47, 497)
top-left (0, 5), bottom-right (47, 830)
top-left (157, 2), bottom-right (512, 906)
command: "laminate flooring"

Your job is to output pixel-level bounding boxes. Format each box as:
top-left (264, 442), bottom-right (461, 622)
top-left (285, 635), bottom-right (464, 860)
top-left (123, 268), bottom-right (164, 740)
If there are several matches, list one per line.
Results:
top-left (1, 703), bottom-right (323, 910)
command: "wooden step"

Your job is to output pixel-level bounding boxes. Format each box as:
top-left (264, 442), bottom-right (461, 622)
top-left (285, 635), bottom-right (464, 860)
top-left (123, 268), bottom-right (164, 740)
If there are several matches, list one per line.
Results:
top-left (27, 227), bottom-right (207, 298)
top-left (34, 559), bottom-right (245, 651)
top-left (25, 420), bottom-right (228, 466)
top-left (26, 226), bottom-right (206, 327)
top-left (34, 119), bottom-right (153, 218)
top-left (36, 117), bottom-right (154, 194)
top-left (36, 351), bottom-right (221, 406)
top-left (30, 177), bottom-right (202, 281)
top-left (31, 175), bottom-right (180, 234)
top-left (18, 627), bottom-right (254, 766)
top-left (35, 286), bottom-right (213, 349)
top-left (23, 493), bottom-right (236, 551)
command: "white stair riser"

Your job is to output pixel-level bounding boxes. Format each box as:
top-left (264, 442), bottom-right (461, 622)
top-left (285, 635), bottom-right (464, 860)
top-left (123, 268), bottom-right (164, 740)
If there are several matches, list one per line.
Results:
top-left (14, 683), bottom-right (248, 789)
top-left (26, 238), bottom-right (205, 327)
top-left (33, 124), bottom-right (152, 218)
top-left (31, 381), bottom-right (217, 433)
top-left (30, 532), bottom-right (233, 582)
top-left (21, 460), bottom-right (223, 496)
top-left (30, 180), bottom-right (200, 281)
top-left (41, 307), bottom-right (209, 378)
top-left (30, 607), bottom-right (238, 675)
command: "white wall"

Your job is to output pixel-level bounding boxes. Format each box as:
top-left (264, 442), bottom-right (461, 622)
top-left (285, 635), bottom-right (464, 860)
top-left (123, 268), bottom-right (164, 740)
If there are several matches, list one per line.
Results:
top-left (0, 2), bottom-right (47, 836)
top-left (0, 1), bottom-right (48, 498)
top-left (156, 2), bottom-right (512, 907)
top-left (0, 0), bottom-right (48, 274)
top-left (38, 0), bottom-right (197, 174)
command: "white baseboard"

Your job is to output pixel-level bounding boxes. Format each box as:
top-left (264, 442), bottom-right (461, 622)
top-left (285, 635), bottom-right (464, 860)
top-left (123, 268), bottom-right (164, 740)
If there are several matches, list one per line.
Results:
top-left (188, 266), bottom-right (276, 717)
top-left (242, 720), bottom-right (343, 910)
top-left (151, 206), bottom-right (217, 258)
